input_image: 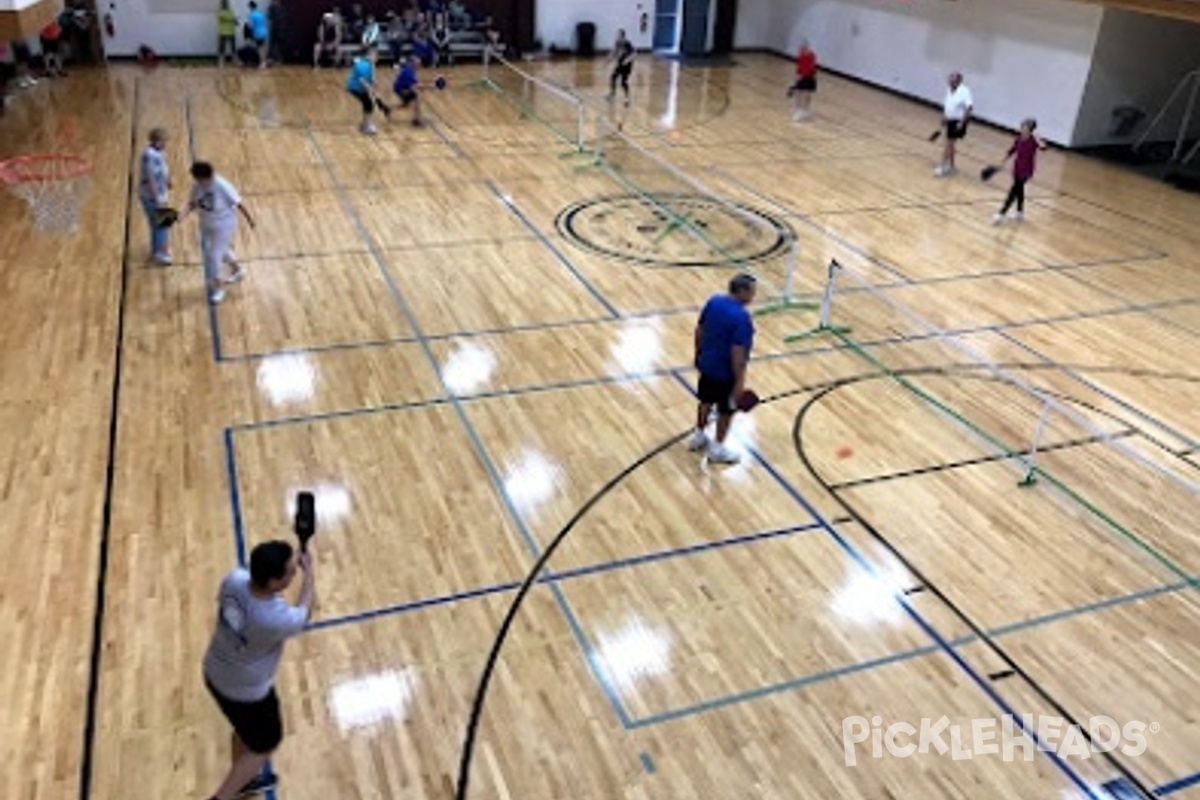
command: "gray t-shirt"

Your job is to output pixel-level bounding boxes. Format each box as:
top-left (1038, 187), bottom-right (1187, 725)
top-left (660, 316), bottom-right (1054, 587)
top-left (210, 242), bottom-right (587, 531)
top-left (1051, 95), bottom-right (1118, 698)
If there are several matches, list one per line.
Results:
top-left (203, 569), bottom-right (308, 702)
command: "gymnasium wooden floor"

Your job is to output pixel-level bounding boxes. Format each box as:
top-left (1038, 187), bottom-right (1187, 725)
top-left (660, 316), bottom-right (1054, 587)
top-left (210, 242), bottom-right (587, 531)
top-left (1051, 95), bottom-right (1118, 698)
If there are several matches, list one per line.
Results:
top-left (2, 53), bottom-right (1199, 800)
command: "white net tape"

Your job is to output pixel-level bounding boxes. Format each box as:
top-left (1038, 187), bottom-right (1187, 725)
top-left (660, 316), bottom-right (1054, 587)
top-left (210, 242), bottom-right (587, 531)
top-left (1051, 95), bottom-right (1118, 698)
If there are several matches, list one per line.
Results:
top-left (0, 155), bottom-right (92, 233)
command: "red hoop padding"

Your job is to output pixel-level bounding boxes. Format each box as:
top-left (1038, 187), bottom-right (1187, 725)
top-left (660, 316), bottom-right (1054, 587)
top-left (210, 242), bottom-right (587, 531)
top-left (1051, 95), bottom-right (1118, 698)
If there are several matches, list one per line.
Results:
top-left (0, 153), bottom-right (93, 185)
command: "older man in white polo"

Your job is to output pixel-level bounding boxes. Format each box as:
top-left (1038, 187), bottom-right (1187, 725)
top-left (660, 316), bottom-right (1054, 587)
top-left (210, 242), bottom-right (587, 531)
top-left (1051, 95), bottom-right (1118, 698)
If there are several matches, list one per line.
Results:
top-left (936, 71), bottom-right (974, 177)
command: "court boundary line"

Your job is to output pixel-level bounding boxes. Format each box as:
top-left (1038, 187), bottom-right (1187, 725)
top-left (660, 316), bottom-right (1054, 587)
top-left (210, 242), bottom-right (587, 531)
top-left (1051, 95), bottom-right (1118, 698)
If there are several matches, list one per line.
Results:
top-left (78, 74), bottom-right (140, 800)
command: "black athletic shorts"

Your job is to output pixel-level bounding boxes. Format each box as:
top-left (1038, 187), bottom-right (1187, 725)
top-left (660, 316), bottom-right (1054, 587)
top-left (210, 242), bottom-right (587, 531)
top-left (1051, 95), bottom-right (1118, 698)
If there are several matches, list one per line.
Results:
top-left (395, 87), bottom-right (417, 106)
top-left (349, 88), bottom-right (373, 114)
top-left (944, 119), bottom-right (969, 140)
top-left (697, 374), bottom-right (737, 414)
top-left (792, 76), bottom-right (816, 92)
top-left (206, 678), bottom-right (284, 754)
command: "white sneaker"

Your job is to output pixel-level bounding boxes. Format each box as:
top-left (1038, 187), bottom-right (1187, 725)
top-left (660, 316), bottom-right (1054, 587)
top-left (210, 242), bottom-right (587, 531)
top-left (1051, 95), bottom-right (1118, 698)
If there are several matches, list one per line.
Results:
top-left (934, 164), bottom-right (947, 177)
top-left (153, 253), bottom-right (172, 265)
top-left (686, 430), bottom-right (709, 452)
top-left (225, 268), bottom-right (246, 284)
top-left (708, 442), bottom-right (740, 464)
top-left (992, 213), bottom-right (1005, 225)
top-left (360, 122), bottom-right (377, 136)
top-left (210, 288), bottom-right (226, 304)
top-left (1012, 212), bottom-right (1024, 222)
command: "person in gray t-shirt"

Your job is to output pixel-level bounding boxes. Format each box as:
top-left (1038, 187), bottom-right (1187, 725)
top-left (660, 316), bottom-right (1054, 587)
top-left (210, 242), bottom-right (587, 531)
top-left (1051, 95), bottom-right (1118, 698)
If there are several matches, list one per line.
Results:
top-left (202, 540), bottom-right (315, 800)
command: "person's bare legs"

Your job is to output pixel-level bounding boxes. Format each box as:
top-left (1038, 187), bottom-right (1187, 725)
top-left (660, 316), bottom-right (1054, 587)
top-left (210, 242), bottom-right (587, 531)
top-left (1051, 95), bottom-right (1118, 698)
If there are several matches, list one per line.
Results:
top-left (211, 733), bottom-right (270, 799)
top-left (714, 411), bottom-right (733, 444)
top-left (696, 402), bottom-right (712, 432)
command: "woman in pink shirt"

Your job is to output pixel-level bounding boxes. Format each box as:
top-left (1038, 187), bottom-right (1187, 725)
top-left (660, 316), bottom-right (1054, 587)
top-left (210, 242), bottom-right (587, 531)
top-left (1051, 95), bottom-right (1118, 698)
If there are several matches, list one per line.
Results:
top-left (994, 118), bottom-right (1048, 224)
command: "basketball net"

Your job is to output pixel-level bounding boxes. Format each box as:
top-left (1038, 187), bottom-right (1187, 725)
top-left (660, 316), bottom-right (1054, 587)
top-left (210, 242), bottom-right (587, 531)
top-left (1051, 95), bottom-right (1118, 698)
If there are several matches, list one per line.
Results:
top-left (0, 154), bottom-right (93, 232)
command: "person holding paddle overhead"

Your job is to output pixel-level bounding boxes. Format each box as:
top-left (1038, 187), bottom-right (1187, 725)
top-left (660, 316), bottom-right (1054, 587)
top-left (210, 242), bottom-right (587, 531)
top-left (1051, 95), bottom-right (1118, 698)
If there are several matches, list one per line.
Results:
top-left (202, 535), bottom-right (316, 800)
top-left (688, 273), bottom-right (758, 465)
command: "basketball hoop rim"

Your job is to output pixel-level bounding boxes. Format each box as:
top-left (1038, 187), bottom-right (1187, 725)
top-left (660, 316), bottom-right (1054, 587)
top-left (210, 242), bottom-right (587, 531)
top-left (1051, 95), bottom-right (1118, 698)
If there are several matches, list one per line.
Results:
top-left (0, 153), bottom-right (93, 185)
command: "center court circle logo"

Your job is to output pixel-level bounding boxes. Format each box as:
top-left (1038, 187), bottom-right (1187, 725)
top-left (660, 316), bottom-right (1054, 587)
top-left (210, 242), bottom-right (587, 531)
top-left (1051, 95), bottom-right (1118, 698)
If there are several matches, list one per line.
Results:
top-left (555, 194), bottom-right (794, 268)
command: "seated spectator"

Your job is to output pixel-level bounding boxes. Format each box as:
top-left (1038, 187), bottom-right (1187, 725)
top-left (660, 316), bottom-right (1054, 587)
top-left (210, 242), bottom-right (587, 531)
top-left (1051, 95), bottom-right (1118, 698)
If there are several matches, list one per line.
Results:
top-left (430, 13), bottom-right (450, 65)
top-left (411, 28), bottom-right (434, 68)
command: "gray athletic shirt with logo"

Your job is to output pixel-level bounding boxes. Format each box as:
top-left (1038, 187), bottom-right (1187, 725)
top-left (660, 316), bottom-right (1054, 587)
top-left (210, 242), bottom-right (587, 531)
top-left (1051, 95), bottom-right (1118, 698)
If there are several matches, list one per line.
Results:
top-left (203, 569), bottom-right (308, 702)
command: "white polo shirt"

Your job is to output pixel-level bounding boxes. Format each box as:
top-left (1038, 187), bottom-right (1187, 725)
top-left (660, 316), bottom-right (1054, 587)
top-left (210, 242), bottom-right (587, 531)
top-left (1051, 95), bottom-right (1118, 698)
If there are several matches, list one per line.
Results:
top-left (943, 84), bottom-right (973, 121)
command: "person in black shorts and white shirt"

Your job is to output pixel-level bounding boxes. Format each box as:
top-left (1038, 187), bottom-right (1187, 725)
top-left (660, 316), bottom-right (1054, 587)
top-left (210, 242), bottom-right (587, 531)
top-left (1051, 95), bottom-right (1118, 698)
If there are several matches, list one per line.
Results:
top-left (202, 540), bottom-right (315, 800)
top-left (607, 29), bottom-right (635, 106)
top-left (936, 71), bottom-right (973, 177)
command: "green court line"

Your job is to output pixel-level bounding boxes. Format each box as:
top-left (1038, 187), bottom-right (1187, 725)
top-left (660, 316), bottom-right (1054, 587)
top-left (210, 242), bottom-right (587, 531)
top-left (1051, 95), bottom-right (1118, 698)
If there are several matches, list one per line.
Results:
top-left (830, 328), bottom-right (1197, 587)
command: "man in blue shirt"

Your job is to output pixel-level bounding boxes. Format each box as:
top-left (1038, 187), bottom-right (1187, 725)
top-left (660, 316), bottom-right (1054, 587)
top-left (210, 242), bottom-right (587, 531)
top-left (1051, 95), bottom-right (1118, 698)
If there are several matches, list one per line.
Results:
top-left (689, 273), bottom-right (757, 463)
top-left (393, 55), bottom-right (423, 126)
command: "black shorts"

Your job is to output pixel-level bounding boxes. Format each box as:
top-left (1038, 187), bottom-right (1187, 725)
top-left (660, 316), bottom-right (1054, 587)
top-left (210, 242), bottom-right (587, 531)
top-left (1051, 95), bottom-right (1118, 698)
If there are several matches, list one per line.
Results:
top-left (613, 63), bottom-right (632, 78)
top-left (349, 88), bottom-right (373, 114)
top-left (945, 119), bottom-right (969, 140)
top-left (792, 75), bottom-right (816, 92)
top-left (395, 87), bottom-right (417, 106)
top-left (697, 374), bottom-right (737, 414)
top-left (40, 37), bottom-right (61, 54)
top-left (206, 678), bottom-right (284, 754)
top-left (218, 34), bottom-right (235, 52)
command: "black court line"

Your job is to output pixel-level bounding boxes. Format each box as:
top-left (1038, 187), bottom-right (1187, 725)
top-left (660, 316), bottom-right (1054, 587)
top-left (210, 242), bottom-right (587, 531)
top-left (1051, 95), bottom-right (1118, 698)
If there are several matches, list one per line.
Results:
top-left (829, 431), bottom-right (1137, 491)
top-left (78, 75), bottom-right (139, 800)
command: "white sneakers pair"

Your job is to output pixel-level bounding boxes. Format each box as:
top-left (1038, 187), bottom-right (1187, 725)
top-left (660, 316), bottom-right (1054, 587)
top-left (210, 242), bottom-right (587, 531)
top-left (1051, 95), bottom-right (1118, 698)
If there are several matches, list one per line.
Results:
top-left (687, 430), bottom-right (740, 464)
top-left (992, 211), bottom-right (1024, 225)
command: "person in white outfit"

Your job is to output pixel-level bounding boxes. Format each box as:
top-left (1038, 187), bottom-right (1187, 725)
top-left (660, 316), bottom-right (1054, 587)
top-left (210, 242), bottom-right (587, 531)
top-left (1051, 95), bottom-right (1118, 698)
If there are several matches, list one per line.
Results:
top-left (936, 72), bottom-right (973, 177)
top-left (179, 161), bottom-right (256, 304)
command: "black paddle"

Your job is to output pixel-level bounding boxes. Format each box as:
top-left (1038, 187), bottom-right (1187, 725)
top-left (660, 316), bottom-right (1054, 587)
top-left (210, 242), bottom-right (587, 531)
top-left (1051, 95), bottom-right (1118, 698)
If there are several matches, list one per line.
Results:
top-left (294, 491), bottom-right (316, 552)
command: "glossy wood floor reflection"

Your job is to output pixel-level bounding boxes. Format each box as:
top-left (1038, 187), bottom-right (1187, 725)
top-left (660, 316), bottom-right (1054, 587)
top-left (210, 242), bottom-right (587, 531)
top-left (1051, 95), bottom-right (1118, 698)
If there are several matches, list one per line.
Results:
top-left (2, 54), bottom-right (1199, 800)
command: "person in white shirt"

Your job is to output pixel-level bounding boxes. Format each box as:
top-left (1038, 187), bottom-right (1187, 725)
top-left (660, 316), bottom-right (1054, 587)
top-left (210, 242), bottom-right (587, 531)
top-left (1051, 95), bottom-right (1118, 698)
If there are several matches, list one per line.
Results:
top-left (137, 127), bottom-right (171, 264)
top-left (202, 540), bottom-right (315, 800)
top-left (936, 72), bottom-right (973, 177)
top-left (179, 161), bottom-right (256, 304)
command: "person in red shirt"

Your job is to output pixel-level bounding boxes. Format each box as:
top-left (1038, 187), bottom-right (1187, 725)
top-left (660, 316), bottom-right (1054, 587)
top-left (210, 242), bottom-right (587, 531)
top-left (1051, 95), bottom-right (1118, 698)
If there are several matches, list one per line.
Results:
top-left (786, 40), bottom-right (817, 121)
top-left (994, 118), bottom-right (1048, 224)
top-left (39, 21), bottom-right (65, 77)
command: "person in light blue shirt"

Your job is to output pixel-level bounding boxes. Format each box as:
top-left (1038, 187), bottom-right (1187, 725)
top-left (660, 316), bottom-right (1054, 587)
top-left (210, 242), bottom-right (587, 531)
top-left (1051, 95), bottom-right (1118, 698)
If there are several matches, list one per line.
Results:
top-left (247, 1), bottom-right (268, 67)
top-left (137, 127), bottom-right (171, 264)
top-left (345, 46), bottom-right (389, 134)
top-left (688, 273), bottom-right (757, 464)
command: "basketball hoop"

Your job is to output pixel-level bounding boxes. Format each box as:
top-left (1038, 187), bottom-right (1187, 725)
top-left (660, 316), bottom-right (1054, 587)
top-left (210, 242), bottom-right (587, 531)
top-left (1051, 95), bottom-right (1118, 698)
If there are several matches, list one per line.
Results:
top-left (0, 153), bottom-right (93, 232)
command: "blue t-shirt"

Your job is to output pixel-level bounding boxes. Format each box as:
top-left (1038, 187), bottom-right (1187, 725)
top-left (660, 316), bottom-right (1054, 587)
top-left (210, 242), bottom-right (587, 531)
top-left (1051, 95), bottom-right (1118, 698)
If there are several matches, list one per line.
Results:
top-left (248, 8), bottom-right (268, 40)
top-left (696, 294), bottom-right (754, 382)
top-left (394, 62), bottom-right (417, 93)
top-left (346, 58), bottom-right (374, 93)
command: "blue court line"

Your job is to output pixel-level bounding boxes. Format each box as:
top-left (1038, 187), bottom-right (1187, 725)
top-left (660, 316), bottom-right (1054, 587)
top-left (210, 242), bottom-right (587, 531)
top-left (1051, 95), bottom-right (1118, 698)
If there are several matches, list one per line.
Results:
top-left (1159, 771), bottom-right (1200, 796)
top-left (994, 329), bottom-right (1200, 452)
top-left (627, 642), bottom-right (953, 729)
top-left (303, 123), bottom-right (636, 729)
top-left (485, 180), bottom-right (622, 319)
top-left (223, 293), bottom-right (1200, 434)
top-left (224, 429), bottom-right (249, 567)
top-left (667, 369), bottom-right (1101, 797)
top-left (638, 752), bottom-right (656, 774)
top-left (184, 92), bottom-right (223, 364)
top-left (303, 521), bottom-right (829, 633)
top-left (428, 120), bottom-right (468, 159)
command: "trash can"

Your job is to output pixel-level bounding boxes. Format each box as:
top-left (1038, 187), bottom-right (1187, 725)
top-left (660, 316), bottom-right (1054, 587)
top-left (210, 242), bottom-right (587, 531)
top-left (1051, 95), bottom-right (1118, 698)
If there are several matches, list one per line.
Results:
top-left (576, 22), bottom-right (596, 56)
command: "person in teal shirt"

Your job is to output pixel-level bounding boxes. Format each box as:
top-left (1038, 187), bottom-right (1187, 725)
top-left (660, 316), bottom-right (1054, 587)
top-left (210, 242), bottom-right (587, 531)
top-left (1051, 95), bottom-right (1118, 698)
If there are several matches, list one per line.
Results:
top-left (345, 47), bottom-right (389, 135)
top-left (247, 1), bottom-right (268, 67)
